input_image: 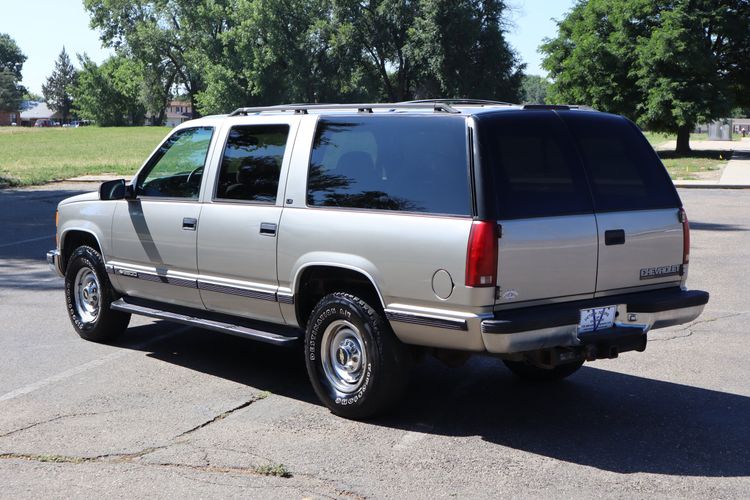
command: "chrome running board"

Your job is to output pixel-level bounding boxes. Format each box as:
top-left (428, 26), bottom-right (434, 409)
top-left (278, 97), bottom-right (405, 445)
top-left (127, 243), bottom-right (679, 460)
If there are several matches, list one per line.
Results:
top-left (111, 298), bottom-right (301, 346)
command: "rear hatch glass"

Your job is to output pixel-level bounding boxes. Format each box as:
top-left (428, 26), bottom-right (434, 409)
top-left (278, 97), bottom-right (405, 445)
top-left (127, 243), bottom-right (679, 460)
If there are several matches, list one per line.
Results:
top-left (559, 112), bottom-right (681, 212)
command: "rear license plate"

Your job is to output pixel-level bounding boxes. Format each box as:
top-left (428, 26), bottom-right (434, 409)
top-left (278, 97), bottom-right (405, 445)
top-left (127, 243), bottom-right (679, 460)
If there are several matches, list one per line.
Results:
top-left (578, 305), bottom-right (617, 333)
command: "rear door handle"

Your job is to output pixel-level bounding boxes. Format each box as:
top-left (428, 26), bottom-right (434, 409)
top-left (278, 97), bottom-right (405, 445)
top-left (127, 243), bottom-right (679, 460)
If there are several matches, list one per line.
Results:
top-left (182, 217), bottom-right (198, 231)
top-left (605, 229), bottom-right (625, 246)
top-left (260, 222), bottom-right (277, 236)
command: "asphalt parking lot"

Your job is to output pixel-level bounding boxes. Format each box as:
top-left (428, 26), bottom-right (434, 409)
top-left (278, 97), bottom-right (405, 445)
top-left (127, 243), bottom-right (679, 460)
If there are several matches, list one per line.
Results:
top-left (1, 183), bottom-right (748, 498)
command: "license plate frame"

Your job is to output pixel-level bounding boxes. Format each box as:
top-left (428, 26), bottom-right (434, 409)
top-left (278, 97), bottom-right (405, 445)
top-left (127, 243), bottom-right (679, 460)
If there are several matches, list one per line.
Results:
top-left (578, 305), bottom-right (617, 333)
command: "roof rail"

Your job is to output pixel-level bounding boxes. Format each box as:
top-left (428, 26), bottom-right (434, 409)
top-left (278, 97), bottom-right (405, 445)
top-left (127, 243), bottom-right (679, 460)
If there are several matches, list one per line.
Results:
top-left (402, 98), bottom-right (515, 106)
top-left (522, 104), bottom-right (571, 110)
top-left (520, 104), bottom-right (596, 111)
top-left (228, 102), bottom-right (460, 116)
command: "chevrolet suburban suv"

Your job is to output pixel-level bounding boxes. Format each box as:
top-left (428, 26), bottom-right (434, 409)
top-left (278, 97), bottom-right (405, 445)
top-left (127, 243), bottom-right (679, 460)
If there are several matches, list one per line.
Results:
top-left (48, 101), bottom-right (709, 419)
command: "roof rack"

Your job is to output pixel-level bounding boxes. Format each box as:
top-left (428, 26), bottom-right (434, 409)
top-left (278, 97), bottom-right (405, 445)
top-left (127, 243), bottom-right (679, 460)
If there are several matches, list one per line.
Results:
top-left (521, 104), bottom-right (596, 111)
top-left (228, 102), bottom-right (460, 116)
top-left (402, 98), bottom-right (515, 106)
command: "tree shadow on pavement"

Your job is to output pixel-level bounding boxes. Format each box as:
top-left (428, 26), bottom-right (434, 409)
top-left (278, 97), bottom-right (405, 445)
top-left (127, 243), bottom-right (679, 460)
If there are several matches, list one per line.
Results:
top-left (117, 321), bottom-right (750, 478)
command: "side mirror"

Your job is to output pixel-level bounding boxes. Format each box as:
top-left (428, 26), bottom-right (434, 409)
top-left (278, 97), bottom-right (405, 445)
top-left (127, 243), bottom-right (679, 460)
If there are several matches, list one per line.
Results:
top-left (99, 179), bottom-right (132, 200)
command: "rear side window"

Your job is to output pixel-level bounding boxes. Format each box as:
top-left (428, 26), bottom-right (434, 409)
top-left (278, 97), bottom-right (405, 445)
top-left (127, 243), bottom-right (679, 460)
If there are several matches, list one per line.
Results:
top-left (215, 125), bottom-right (289, 203)
top-left (307, 116), bottom-right (471, 216)
top-left (561, 113), bottom-right (680, 211)
top-left (477, 111), bottom-right (593, 219)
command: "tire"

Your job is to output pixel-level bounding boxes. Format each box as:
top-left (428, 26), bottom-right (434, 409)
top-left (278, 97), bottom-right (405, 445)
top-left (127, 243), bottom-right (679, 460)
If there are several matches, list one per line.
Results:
top-left (304, 292), bottom-right (411, 419)
top-left (64, 245), bottom-right (130, 343)
top-left (503, 359), bottom-right (584, 382)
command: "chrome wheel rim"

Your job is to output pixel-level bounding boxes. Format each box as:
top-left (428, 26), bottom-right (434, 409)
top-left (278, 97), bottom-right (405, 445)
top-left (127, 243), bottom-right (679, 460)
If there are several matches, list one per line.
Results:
top-left (320, 319), bottom-right (367, 394)
top-left (74, 267), bottom-right (100, 324)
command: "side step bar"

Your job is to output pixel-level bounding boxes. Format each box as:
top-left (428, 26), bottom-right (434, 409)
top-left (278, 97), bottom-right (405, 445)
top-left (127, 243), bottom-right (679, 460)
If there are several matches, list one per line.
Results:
top-left (110, 298), bottom-right (301, 346)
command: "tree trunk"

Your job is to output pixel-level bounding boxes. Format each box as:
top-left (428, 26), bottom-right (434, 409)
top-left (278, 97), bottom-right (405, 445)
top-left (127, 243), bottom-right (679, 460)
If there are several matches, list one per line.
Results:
top-left (676, 125), bottom-right (692, 154)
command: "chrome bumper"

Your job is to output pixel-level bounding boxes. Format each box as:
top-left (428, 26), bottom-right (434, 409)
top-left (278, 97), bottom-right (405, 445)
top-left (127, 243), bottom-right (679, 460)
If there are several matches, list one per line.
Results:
top-left (47, 249), bottom-right (63, 277)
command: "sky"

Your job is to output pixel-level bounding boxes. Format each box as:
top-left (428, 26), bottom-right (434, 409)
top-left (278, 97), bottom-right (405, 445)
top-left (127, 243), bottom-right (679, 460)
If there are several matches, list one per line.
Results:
top-left (0, 0), bottom-right (576, 96)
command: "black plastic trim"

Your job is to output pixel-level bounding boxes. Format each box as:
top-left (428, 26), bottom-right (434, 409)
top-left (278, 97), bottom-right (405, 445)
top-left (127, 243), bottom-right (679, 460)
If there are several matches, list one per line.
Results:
top-left (482, 287), bottom-right (709, 334)
top-left (386, 311), bottom-right (468, 331)
top-left (197, 281), bottom-right (277, 302)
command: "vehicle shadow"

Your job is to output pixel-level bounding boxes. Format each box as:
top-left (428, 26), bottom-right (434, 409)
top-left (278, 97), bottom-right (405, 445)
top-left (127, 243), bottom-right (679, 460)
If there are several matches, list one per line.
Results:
top-left (0, 188), bottom-right (87, 261)
top-left (689, 221), bottom-right (747, 232)
top-left (118, 321), bottom-right (750, 478)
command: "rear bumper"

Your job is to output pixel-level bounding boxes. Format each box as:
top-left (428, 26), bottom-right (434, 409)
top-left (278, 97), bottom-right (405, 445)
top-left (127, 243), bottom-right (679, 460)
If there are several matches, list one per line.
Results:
top-left (481, 288), bottom-right (709, 354)
top-left (47, 249), bottom-right (63, 277)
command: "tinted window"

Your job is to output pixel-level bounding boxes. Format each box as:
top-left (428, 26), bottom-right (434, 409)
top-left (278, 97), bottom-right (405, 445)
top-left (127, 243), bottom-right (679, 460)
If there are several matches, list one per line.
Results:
top-left (561, 113), bottom-right (680, 211)
top-left (215, 125), bottom-right (289, 203)
top-left (477, 111), bottom-right (593, 219)
top-left (138, 127), bottom-right (214, 199)
top-left (307, 116), bottom-right (471, 216)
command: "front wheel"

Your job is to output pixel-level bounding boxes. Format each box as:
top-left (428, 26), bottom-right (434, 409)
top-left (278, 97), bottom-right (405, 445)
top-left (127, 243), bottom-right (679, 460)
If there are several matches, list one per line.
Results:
top-left (305, 292), bottom-right (411, 419)
top-left (64, 245), bottom-right (130, 343)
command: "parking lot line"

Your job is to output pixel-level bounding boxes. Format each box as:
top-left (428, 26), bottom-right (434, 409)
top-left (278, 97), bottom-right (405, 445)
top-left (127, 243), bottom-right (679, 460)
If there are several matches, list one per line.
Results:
top-left (0, 235), bottom-right (53, 249)
top-left (0, 329), bottom-right (183, 403)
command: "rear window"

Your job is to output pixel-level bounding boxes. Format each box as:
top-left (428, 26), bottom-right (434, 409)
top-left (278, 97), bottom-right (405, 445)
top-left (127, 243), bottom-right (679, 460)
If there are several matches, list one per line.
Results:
top-left (477, 111), bottom-right (594, 219)
top-left (307, 116), bottom-right (471, 216)
top-left (561, 113), bottom-right (680, 212)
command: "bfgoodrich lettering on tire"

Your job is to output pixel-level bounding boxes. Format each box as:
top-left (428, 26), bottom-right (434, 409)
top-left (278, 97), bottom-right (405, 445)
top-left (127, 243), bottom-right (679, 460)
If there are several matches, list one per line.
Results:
top-left (305, 292), bottom-right (411, 419)
top-left (64, 245), bottom-right (130, 343)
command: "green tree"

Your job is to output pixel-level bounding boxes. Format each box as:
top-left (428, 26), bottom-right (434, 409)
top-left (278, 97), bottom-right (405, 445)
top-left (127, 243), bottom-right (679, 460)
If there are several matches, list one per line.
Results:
top-left (73, 54), bottom-right (146, 126)
top-left (42, 47), bottom-right (78, 123)
top-left (84, 0), bottom-right (233, 117)
top-left (521, 75), bottom-right (550, 104)
top-left (0, 33), bottom-right (26, 112)
top-left (0, 33), bottom-right (26, 78)
top-left (0, 71), bottom-right (23, 112)
top-left (408, 0), bottom-right (524, 101)
top-left (542, 0), bottom-right (750, 153)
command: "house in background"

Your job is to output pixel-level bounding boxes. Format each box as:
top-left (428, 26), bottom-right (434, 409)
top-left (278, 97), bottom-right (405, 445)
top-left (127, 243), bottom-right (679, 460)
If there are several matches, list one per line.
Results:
top-left (20, 101), bottom-right (62, 126)
top-left (0, 110), bottom-right (19, 126)
top-left (165, 100), bottom-right (192, 127)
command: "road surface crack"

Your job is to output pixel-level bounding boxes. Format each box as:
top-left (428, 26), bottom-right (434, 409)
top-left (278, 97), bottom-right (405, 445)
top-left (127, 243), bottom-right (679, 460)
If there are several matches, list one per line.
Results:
top-left (0, 412), bottom-right (103, 439)
top-left (176, 392), bottom-right (270, 439)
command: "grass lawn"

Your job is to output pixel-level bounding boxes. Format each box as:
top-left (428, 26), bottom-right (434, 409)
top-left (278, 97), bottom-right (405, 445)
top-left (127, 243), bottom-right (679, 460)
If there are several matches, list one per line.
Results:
top-left (0, 126), bottom-right (170, 187)
top-left (642, 131), bottom-right (741, 148)
top-left (659, 150), bottom-right (731, 180)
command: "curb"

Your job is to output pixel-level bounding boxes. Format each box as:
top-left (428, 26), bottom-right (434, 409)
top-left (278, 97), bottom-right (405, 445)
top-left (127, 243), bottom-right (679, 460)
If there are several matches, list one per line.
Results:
top-left (673, 182), bottom-right (750, 189)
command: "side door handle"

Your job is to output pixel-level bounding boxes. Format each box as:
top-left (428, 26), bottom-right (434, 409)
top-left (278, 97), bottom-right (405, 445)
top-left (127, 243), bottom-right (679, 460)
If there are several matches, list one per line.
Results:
top-left (259, 222), bottom-right (277, 236)
top-left (605, 229), bottom-right (625, 246)
top-left (182, 217), bottom-right (198, 231)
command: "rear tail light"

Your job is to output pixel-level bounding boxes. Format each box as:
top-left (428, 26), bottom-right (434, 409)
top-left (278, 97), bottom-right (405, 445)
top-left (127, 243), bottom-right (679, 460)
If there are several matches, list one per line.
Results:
top-left (679, 208), bottom-right (690, 265)
top-left (465, 221), bottom-right (498, 287)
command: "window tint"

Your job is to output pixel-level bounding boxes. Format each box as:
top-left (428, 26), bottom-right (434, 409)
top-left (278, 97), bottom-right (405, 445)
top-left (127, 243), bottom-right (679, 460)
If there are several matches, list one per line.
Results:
top-left (215, 125), bottom-right (289, 203)
top-left (307, 116), bottom-right (471, 216)
top-left (561, 113), bottom-right (681, 211)
top-left (138, 127), bottom-right (214, 199)
top-left (477, 111), bottom-right (593, 219)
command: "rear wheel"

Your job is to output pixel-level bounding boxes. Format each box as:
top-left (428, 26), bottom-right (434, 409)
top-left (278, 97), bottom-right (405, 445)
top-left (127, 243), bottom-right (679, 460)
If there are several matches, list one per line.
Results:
top-left (304, 292), bottom-right (411, 419)
top-left (64, 245), bottom-right (130, 343)
top-left (503, 359), bottom-right (584, 381)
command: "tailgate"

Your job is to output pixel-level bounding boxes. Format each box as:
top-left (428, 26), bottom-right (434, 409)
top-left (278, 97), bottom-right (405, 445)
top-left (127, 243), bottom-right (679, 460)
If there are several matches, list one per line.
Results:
top-left (595, 209), bottom-right (683, 293)
top-left (558, 112), bottom-right (685, 296)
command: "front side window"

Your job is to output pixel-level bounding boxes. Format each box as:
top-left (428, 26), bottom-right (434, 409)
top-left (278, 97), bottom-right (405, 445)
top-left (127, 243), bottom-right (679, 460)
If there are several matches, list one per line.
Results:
top-left (215, 125), bottom-right (289, 203)
top-left (307, 116), bottom-right (471, 216)
top-left (137, 127), bottom-right (214, 199)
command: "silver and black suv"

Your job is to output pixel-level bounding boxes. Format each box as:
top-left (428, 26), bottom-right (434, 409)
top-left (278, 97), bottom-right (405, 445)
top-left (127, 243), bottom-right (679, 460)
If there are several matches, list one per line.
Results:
top-left (48, 101), bottom-right (709, 419)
